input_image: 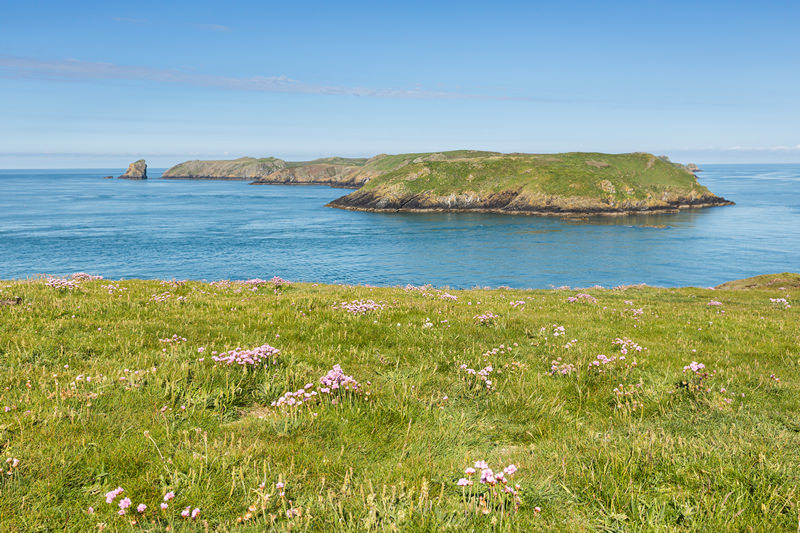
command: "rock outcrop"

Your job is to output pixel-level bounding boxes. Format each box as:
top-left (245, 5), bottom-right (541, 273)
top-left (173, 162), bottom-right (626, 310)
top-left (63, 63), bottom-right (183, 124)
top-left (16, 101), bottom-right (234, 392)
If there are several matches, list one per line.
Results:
top-left (118, 159), bottom-right (147, 180)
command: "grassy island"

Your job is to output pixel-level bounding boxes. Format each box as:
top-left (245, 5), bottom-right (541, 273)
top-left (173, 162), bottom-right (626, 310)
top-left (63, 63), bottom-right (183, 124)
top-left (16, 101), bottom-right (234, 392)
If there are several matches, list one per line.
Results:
top-left (327, 151), bottom-right (733, 215)
top-left (0, 274), bottom-right (797, 530)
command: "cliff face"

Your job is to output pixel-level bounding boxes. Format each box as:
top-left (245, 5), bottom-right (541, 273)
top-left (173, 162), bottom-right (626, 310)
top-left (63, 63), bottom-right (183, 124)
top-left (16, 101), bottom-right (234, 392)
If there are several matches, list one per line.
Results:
top-left (326, 152), bottom-right (734, 216)
top-left (118, 159), bottom-right (147, 180)
top-left (161, 157), bottom-right (287, 179)
top-left (250, 164), bottom-right (368, 188)
top-left (328, 187), bottom-right (733, 215)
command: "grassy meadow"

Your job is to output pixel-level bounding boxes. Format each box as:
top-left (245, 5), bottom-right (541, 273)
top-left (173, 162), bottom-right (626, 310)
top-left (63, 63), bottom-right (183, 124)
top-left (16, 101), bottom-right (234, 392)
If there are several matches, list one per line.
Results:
top-left (0, 275), bottom-right (798, 531)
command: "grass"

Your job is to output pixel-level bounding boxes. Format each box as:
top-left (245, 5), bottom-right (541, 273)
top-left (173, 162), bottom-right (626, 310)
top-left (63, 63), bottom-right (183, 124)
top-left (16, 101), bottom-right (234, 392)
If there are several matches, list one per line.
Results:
top-left (356, 152), bottom-right (714, 202)
top-left (0, 276), bottom-right (798, 531)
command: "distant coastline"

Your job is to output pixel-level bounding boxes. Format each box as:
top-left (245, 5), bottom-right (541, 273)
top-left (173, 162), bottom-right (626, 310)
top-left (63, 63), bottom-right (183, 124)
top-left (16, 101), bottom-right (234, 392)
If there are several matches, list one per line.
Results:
top-left (146, 150), bottom-right (734, 217)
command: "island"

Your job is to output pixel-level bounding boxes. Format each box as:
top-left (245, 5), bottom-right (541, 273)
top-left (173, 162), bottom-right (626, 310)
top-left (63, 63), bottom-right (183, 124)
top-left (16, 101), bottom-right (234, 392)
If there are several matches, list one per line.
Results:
top-left (118, 159), bottom-right (147, 180)
top-left (157, 150), bottom-right (732, 216)
top-left (326, 151), bottom-right (733, 216)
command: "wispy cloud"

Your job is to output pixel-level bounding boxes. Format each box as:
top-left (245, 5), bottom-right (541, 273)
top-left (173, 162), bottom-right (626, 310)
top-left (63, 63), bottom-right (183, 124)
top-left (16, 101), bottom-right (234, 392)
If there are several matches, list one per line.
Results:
top-left (724, 144), bottom-right (800, 152)
top-left (192, 23), bottom-right (231, 33)
top-left (0, 55), bottom-right (512, 100)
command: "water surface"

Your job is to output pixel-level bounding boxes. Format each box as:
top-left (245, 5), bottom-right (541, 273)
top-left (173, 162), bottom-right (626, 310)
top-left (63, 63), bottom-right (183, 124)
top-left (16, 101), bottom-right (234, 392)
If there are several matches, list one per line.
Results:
top-left (1, 165), bottom-right (797, 288)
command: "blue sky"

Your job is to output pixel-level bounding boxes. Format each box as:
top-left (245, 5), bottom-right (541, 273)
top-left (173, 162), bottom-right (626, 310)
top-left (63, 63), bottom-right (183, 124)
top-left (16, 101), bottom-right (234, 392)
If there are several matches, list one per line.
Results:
top-left (1, 0), bottom-right (799, 167)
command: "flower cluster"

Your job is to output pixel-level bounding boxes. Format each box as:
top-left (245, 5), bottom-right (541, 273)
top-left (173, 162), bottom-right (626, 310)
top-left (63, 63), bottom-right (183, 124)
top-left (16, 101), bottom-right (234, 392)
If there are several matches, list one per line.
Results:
top-left (272, 364), bottom-right (361, 410)
top-left (548, 357), bottom-right (576, 376)
top-left (613, 382), bottom-right (643, 411)
top-left (551, 325), bottom-right (565, 337)
top-left (2, 457), bottom-right (20, 477)
top-left (45, 277), bottom-right (80, 290)
top-left (683, 361), bottom-right (706, 374)
top-left (509, 300), bottom-right (526, 308)
top-left (612, 337), bottom-right (644, 355)
top-left (680, 361), bottom-right (716, 393)
top-left (101, 283), bottom-right (127, 295)
top-left (159, 334), bottom-right (187, 344)
top-left (473, 312), bottom-right (498, 325)
top-left (458, 364), bottom-right (494, 391)
top-left (212, 343), bottom-right (280, 367)
top-left (567, 293), bottom-right (597, 304)
top-left (150, 291), bottom-right (186, 302)
top-left (770, 297), bottom-right (791, 309)
top-left (333, 300), bottom-right (384, 315)
top-left (456, 461), bottom-right (523, 514)
top-left (480, 343), bottom-right (517, 359)
top-left (160, 279), bottom-right (187, 288)
top-left (707, 300), bottom-right (723, 307)
top-left (439, 292), bottom-right (458, 301)
top-left (589, 354), bottom-right (637, 373)
top-left (99, 487), bottom-right (190, 518)
top-left (564, 338), bottom-right (578, 349)
top-left (71, 272), bottom-right (103, 281)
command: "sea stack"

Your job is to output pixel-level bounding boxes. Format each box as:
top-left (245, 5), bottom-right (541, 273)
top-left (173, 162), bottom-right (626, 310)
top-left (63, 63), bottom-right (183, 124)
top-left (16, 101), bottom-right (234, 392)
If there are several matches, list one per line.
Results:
top-left (119, 159), bottom-right (147, 180)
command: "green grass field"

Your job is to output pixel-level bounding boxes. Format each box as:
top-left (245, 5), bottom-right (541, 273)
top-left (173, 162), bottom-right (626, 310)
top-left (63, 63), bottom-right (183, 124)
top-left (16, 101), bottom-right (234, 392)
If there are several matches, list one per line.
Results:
top-left (0, 276), bottom-right (798, 531)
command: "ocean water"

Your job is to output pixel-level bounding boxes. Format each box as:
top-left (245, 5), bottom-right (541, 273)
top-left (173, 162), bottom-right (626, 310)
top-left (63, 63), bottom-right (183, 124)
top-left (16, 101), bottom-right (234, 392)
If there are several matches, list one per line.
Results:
top-left (1, 165), bottom-right (798, 288)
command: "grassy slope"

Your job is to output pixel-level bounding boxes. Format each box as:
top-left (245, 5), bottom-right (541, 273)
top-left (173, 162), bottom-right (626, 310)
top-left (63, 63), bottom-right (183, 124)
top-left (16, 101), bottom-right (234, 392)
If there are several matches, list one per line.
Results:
top-left (283, 157), bottom-right (369, 168)
top-left (161, 158), bottom-right (287, 178)
top-left (355, 152), bottom-right (714, 203)
top-left (1, 278), bottom-right (798, 531)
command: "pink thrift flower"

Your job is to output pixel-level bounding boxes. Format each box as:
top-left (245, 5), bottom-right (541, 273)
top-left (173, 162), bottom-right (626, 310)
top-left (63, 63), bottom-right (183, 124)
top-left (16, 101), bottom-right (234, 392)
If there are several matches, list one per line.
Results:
top-left (164, 491), bottom-right (175, 501)
top-left (137, 504), bottom-right (146, 513)
top-left (275, 482), bottom-right (285, 489)
top-left (181, 507), bottom-right (191, 518)
top-left (191, 508), bottom-right (200, 519)
top-left (119, 497), bottom-right (131, 510)
top-left (457, 478), bottom-right (471, 486)
top-left (160, 503), bottom-right (168, 510)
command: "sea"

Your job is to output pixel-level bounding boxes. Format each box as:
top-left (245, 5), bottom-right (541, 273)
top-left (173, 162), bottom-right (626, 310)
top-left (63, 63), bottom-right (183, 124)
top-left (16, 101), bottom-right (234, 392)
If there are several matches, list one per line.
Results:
top-left (1, 164), bottom-right (798, 289)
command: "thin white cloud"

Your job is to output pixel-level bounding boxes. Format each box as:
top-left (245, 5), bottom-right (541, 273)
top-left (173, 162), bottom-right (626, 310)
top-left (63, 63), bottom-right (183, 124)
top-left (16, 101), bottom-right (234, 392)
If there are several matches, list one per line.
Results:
top-left (0, 55), bottom-right (510, 100)
top-left (724, 144), bottom-right (800, 152)
top-left (192, 23), bottom-right (231, 33)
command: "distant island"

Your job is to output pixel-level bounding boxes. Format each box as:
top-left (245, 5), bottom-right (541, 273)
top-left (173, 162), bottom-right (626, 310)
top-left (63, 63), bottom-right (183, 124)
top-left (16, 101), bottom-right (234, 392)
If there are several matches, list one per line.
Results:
top-left (154, 150), bottom-right (733, 216)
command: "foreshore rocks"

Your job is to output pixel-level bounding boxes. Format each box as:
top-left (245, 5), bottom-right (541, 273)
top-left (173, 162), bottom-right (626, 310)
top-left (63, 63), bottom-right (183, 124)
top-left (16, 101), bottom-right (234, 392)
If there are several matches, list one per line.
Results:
top-left (118, 159), bottom-right (147, 180)
top-left (326, 189), bottom-right (734, 216)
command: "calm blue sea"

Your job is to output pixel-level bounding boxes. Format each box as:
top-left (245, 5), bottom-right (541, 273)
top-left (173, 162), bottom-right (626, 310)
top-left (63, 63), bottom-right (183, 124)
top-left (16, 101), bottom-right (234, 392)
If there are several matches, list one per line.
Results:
top-left (0, 165), bottom-right (798, 288)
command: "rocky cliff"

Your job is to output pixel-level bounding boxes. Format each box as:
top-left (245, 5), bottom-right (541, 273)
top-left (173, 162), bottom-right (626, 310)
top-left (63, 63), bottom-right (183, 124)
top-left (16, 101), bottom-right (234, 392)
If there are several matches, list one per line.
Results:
top-left (250, 163), bottom-right (367, 188)
top-left (118, 159), bottom-right (147, 180)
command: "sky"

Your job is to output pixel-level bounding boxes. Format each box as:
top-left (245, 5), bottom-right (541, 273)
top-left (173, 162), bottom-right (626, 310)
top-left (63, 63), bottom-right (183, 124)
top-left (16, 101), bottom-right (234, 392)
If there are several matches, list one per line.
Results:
top-left (1, 0), bottom-right (799, 168)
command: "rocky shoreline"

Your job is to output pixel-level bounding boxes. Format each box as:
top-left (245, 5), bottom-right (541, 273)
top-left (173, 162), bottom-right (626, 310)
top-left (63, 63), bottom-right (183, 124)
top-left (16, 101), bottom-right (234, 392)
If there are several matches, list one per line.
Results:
top-left (327, 198), bottom-right (735, 217)
top-left (326, 187), bottom-right (734, 217)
